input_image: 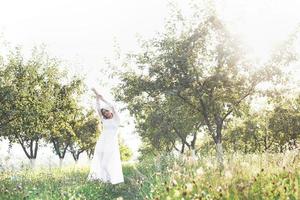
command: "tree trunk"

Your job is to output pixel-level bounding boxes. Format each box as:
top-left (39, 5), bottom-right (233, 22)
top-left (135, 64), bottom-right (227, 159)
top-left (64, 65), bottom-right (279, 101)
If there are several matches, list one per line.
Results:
top-left (181, 143), bottom-right (185, 154)
top-left (216, 142), bottom-right (224, 170)
top-left (59, 158), bottom-right (63, 168)
top-left (215, 117), bottom-right (224, 169)
top-left (86, 149), bottom-right (94, 159)
top-left (52, 138), bottom-right (69, 166)
top-left (17, 137), bottom-right (39, 168)
top-left (30, 158), bottom-right (36, 168)
top-left (71, 150), bottom-right (84, 163)
top-left (190, 132), bottom-right (197, 150)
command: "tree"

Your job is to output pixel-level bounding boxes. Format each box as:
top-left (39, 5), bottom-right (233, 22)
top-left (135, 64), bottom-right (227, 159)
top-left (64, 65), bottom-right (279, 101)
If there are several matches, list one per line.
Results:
top-left (224, 112), bottom-right (264, 154)
top-left (47, 78), bottom-right (85, 167)
top-left (131, 96), bottom-right (202, 155)
top-left (0, 47), bottom-right (59, 167)
top-left (269, 97), bottom-right (300, 151)
top-left (119, 137), bottom-right (133, 161)
top-left (224, 95), bottom-right (300, 154)
top-left (114, 3), bottom-right (297, 168)
top-left (68, 110), bottom-right (100, 163)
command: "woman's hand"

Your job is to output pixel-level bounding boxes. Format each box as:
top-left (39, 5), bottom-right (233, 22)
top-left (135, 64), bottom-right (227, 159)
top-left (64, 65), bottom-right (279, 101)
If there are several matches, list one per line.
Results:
top-left (92, 88), bottom-right (103, 99)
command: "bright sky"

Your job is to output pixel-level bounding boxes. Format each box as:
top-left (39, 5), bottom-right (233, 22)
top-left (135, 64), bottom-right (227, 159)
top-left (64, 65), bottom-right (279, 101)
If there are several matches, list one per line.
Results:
top-left (0, 0), bottom-right (299, 165)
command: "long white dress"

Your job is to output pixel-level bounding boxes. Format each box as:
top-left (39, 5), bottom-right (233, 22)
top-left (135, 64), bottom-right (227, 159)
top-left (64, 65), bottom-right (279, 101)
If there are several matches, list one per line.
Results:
top-left (87, 98), bottom-right (124, 185)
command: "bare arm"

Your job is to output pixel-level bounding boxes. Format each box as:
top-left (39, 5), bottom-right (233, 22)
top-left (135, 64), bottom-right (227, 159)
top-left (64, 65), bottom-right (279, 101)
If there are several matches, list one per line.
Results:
top-left (101, 97), bottom-right (120, 122)
top-left (92, 88), bottom-right (120, 122)
top-left (95, 97), bottom-right (104, 121)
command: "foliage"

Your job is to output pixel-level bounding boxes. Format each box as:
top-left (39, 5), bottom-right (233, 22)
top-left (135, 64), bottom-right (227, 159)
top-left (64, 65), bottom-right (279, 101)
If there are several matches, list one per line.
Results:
top-left (119, 138), bottom-right (133, 162)
top-left (113, 1), bottom-right (298, 168)
top-left (269, 96), bottom-right (300, 151)
top-left (223, 95), bottom-right (300, 153)
top-left (0, 47), bottom-right (61, 160)
top-left (68, 110), bottom-right (100, 162)
top-left (47, 75), bottom-right (86, 161)
top-left (0, 150), bottom-right (299, 200)
top-left (0, 46), bottom-right (101, 164)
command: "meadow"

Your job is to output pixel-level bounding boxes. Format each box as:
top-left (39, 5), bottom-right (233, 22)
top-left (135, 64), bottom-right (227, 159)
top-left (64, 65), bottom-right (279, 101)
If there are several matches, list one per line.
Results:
top-left (0, 0), bottom-right (300, 200)
top-left (0, 149), bottom-right (299, 200)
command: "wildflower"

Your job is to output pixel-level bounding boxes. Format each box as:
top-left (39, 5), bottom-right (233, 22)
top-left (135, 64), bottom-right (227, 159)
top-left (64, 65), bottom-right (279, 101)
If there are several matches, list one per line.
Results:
top-left (116, 197), bottom-right (123, 200)
top-left (217, 186), bottom-right (222, 193)
top-left (186, 183), bottom-right (193, 192)
top-left (240, 161), bottom-right (250, 169)
top-left (224, 170), bottom-right (233, 179)
top-left (172, 179), bottom-right (177, 186)
top-left (196, 167), bottom-right (204, 176)
top-left (206, 161), bottom-right (213, 169)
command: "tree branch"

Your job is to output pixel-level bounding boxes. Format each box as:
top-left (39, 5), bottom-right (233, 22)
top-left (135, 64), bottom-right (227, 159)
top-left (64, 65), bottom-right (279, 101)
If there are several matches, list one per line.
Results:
top-left (177, 92), bottom-right (202, 113)
top-left (17, 137), bottom-right (31, 159)
top-left (222, 86), bottom-right (255, 121)
top-left (173, 127), bottom-right (191, 148)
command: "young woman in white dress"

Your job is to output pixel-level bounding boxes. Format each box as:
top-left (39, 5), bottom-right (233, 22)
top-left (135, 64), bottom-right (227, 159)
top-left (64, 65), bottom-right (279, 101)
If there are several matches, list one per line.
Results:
top-left (87, 88), bottom-right (124, 185)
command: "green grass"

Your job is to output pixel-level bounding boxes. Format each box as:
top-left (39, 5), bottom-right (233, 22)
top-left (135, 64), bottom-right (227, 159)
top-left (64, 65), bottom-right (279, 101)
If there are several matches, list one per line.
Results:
top-left (0, 164), bottom-right (141, 200)
top-left (0, 150), bottom-right (299, 200)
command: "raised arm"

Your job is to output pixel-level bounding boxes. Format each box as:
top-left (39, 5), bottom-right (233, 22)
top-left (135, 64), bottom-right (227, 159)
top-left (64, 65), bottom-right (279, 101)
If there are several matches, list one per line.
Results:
top-left (92, 88), bottom-right (120, 122)
top-left (95, 97), bottom-right (103, 120)
top-left (101, 97), bottom-right (120, 122)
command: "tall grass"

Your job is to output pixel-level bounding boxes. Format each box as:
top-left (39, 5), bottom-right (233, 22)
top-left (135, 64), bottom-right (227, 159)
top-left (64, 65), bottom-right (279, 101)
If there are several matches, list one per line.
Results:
top-left (0, 149), bottom-right (299, 199)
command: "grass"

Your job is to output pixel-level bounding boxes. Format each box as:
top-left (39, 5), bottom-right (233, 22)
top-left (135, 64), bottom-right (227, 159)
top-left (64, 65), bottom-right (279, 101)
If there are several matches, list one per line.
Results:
top-left (0, 164), bottom-right (141, 200)
top-left (0, 150), bottom-right (299, 200)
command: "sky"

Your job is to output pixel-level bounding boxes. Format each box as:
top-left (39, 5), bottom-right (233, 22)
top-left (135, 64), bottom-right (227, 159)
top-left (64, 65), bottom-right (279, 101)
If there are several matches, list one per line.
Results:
top-left (0, 0), bottom-right (299, 166)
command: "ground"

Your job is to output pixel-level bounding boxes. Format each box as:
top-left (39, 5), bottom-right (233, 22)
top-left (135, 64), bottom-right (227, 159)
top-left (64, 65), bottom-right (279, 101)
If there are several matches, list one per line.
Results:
top-left (0, 151), bottom-right (299, 200)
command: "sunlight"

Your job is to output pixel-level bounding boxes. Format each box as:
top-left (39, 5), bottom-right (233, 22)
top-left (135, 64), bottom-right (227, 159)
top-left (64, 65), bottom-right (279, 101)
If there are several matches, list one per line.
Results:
top-left (218, 0), bottom-right (300, 62)
top-left (0, 1), bottom-right (299, 199)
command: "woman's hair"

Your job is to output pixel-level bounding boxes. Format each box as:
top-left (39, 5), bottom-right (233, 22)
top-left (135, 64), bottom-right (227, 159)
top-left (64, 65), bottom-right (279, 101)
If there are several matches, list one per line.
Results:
top-left (100, 108), bottom-right (113, 119)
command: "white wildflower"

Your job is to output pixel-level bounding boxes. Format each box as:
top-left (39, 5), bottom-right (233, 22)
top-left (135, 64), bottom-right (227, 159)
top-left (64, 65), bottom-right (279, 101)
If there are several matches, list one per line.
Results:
top-left (196, 167), bottom-right (204, 176)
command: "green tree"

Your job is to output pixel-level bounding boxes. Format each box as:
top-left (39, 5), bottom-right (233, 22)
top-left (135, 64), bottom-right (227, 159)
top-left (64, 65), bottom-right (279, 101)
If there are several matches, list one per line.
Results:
top-left (269, 97), bottom-right (300, 152)
top-left (114, 3), bottom-right (296, 168)
top-left (0, 47), bottom-right (59, 167)
top-left (119, 137), bottom-right (133, 161)
top-left (131, 96), bottom-right (202, 155)
top-left (68, 110), bottom-right (100, 163)
top-left (47, 78), bottom-right (85, 167)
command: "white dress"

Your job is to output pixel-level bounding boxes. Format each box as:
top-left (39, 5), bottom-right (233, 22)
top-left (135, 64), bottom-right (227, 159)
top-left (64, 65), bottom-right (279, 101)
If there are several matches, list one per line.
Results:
top-left (87, 98), bottom-right (124, 184)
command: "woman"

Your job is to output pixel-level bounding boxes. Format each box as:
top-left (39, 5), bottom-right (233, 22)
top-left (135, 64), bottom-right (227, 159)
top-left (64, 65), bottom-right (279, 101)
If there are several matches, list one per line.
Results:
top-left (87, 88), bottom-right (124, 185)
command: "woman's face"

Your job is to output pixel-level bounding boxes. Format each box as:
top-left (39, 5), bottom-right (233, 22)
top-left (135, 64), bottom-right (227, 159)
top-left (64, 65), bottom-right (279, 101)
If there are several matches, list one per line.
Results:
top-left (102, 109), bottom-right (113, 119)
